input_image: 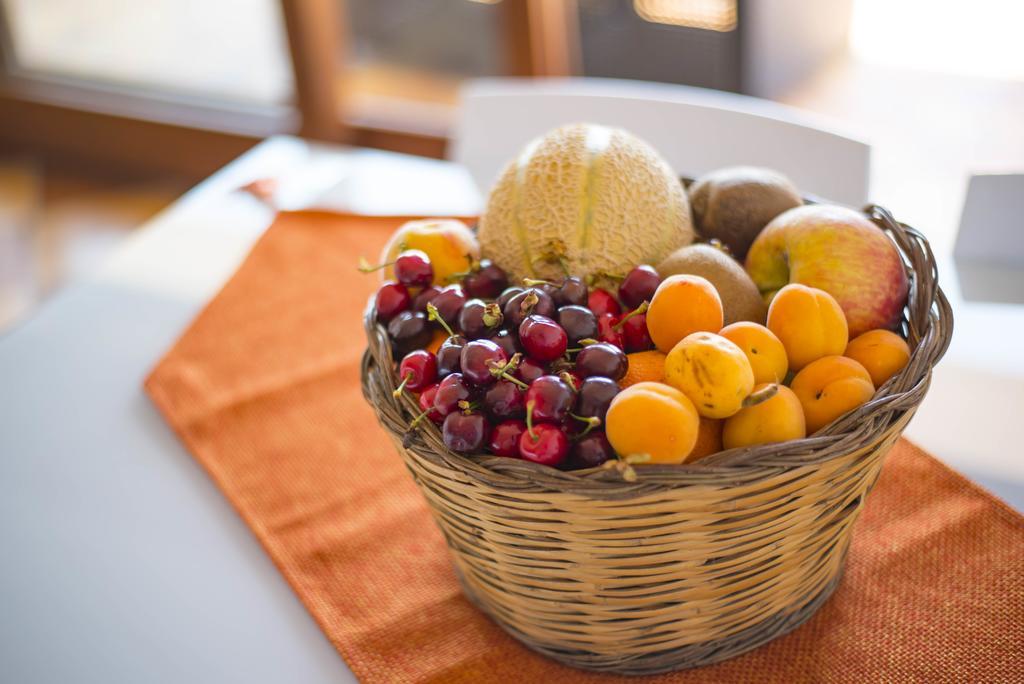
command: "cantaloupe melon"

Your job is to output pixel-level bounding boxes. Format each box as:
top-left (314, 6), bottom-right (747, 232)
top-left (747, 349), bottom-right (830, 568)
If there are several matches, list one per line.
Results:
top-left (478, 123), bottom-right (694, 282)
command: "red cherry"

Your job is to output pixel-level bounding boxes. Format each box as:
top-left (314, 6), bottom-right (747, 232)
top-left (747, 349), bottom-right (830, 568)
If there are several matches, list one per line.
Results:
top-left (621, 312), bottom-right (654, 352)
top-left (597, 313), bottom-right (624, 349)
top-left (375, 281), bottom-right (411, 322)
top-left (394, 249), bottom-right (434, 287)
top-left (576, 343), bottom-right (628, 381)
top-left (418, 383), bottom-right (443, 424)
top-left (525, 375), bottom-right (573, 423)
top-left (462, 259), bottom-right (509, 299)
top-left (442, 411), bottom-right (490, 453)
top-left (489, 419), bottom-right (527, 457)
top-left (460, 339), bottom-right (507, 386)
top-left (518, 423), bottom-right (569, 466)
top-left (431, 285), bottom-right (467, 327)
top-left (588, 288), bottom-right (621, 317)
top-left (433, 373), bottom-right (472, 417)
top-left (567, 431), bottom-right (615, 469)
top-left (396, 350), bottom-right (437, 394)
top-left (619, 265), bottom-right (661, 309)
top-left (413, 285), bottom-right (442, 312)
top-left (514, 357), bottom-right (547, 384)
top-left (483, 379), bottom-right (526, 420)
top-left (519, 315), bottom-right (568, 362)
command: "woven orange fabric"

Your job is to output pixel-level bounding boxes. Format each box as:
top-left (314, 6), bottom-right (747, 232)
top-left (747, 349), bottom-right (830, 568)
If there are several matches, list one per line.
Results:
top-left (146, 211), bottom-right (1024, 683)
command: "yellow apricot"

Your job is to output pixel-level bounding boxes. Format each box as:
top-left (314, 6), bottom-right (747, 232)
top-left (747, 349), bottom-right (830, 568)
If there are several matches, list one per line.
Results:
top-left (844, 329), bottom-right (911, 388)
top-left (766, 283), bottom-right (848, 371)
top-left (647, 275), bottom-right (724, 353)
top-left (790, 356), bottom-right (875, 433)
top-left (723, 384), bottom-right (806, 449)
top-left (664, 332), bottom-right (754, 419)
top-left (719, 321), bottom-right (788, 384)
top-left (605, 382), bottom-right (699, 464)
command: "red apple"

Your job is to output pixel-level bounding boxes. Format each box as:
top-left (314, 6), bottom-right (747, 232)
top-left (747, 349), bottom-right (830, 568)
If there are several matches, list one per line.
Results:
top-left (745, 205), bottom-right (908, 337)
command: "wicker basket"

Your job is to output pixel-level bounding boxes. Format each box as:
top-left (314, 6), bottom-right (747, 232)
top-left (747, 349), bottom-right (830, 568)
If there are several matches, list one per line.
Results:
top-left (361, 203), bottom-right (952, 675)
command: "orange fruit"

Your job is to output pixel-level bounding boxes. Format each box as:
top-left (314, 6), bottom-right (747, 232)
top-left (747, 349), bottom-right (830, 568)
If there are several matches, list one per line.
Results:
top-left (425, 330), bottom-right (447, 355)
top-left (790, 356), bottom-right (874, 433)
top-left (664, 332), bottom-right (754, 419)
top-left (719, 321), bottom-right (788, 385)
top-left (844, 329), bottom-right (911, 388)
top-left (620, 350), bottom-right (667, 388)
top-left (688, 418), bottom-right (723, 462)
top-left (723, 383), bottom-right (806, 449)
top-left (646, 274), bottom-right (724, 353)
top-left (606, 382), bottom-right (699, 464)
top-left (766, 283), bottom-right (848, 371)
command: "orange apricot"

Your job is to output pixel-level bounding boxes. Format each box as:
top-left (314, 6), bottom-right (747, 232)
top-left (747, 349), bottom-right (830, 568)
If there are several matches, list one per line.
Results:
top-left (766, 283), bottom-right (849, 371)
top-left (844, 329), bottom-right (911, 388)
top-left (723, 384), bottom-right (806, 449)
top-left (719, 321), bottom-right (788, 384)
top-left (426, 329), bottom-right (447, 355)
top-left (790, 356), bottom-right (875, 433)
top-left (620, 350), bottom-right (667, 388)
top-left (664, 332), bottom-right (755, 419)
top-left (647, 275), bottom-right (724, 353)
top-left (605, 382), bottom-right (699, 464)
top-left (687, 418), bottom-right (724, 462)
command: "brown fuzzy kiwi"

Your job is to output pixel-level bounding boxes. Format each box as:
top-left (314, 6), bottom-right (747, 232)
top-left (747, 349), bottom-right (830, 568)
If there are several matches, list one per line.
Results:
top-left (656, 243), bottom-right (767, 325)
top-left (688, 166), bottom-right (802, 260)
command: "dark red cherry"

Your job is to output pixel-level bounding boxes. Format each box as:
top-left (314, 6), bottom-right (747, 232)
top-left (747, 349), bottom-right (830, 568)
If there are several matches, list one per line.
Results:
top-left (553, 276), bottom-right (588, 307)
top-left (442, 411), bottom-right (490, 453)
top-left (460, 339), bottom-right (507, 386)
top-left (459, 298), bottom-right (502, 340)
top-left (576, 343), bottom-right (628, 381)
top-left (418, 383), bottom-right (443, 424)
top-left (394, 249), bottom-right (433, 287)
top-left (514, 357), bottom-right (547, 384)
top-left (431, 285), bottom-right (467, 326)
top-left (497, 286), bottom-right (525, 310)
top-left (621, 312), bottom-right (654, 352)
top-left (436, 334), bottom-right (466, 378)
top-left (488, 329), bottom-right (520, 357)
top-left (588, 288), bottom-right (621, 317)
top-left (557, 305), bottom-right (598, 345)
top-left (376, 281), bottom-right (411, 322)
top-left (397, 350), bottom-right (437, 393)
top-left (483, 379), bottom-right (526, 419)
top-left (387, 311), bottom-right (432, 358)
top-left (525, 375), bottom-right (573, 423)
top-left (619, 265), bottom-right (660, 309)
top-left (567, 431), bottom-right (615, 469)
top-left (575, 376), bottom-right (619, 423)
top-left (597, 313), bottom-right (624, 349)
top-left (519, 315), bottom-right (568, 362)
top-left (413, 285), bottom-right (442, 312)
top-left (503, 288), bottom-right (555, 330)
top-left (518, 423), bottom-right (569, 467)
top-left (488, 419), bottom-right (527, 457)
top-left (463, 259), bottom-right (509, 299)
top-left (433, 373), bottom-right (472, 417)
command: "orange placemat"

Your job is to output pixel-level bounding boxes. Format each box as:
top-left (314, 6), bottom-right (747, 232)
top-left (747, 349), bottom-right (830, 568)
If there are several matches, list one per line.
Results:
top-left (146, 211), bottom-right (1024, 683)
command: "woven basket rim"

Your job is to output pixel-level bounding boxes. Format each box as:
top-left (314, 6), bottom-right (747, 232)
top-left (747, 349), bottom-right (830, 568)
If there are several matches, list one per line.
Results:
top-left (362, 201), bottom-right (953, 497)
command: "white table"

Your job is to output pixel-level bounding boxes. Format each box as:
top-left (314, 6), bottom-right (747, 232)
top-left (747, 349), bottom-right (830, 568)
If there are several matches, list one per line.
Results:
top-left (1, 136), bottom-right (1020, 684)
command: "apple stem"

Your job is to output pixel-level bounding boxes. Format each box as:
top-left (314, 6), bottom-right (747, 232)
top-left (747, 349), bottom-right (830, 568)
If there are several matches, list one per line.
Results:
top-left (742, 383), bottom-right (780, 408)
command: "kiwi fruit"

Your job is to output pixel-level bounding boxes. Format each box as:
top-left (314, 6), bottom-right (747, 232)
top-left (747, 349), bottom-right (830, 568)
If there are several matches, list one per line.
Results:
top-left (688, 166), bottom-right (802, 260)
top-left (657, 244), bottom-right (767, 325)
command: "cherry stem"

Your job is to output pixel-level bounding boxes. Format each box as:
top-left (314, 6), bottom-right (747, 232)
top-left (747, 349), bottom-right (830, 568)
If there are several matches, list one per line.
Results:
top-left (525, 400), bottom-right (539, 442)
top-left (457, 399), bottom-right (480, 414)
top-left (426, 303), bottom-right (456, 337)
top-left (358, 256), bottom-right (395, 273)
top-left (487, 353), bottom-right (528, 389)
top-left (482, 302), bottom-right (503, 328)
top-left (392, 372), bottom-right (412, 398)
top-left (559, 372), bottom-right (580, 392)
top-left (742, 383), bottom-right (780, 408)
top-left (569, 412), bottom-right (600, 438)
top-left (408, 406), bottom-right (433, 429)
top-left (612, 301), bottom-right (649, 331)
top-left (519, 290), bottom-right (539, 317)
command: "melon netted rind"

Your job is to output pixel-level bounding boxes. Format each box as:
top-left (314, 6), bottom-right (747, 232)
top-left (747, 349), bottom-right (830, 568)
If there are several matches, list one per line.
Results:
top-left (478, 123), bottom-right (695, 283)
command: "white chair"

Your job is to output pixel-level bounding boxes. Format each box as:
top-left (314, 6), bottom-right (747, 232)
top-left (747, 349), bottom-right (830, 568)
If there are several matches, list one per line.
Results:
top-left (451, 77), bottom-right (871, 206)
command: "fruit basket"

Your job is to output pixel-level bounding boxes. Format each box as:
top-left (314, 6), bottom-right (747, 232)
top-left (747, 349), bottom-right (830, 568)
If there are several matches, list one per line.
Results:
top-left (361, 130), bottom-right (952, 674)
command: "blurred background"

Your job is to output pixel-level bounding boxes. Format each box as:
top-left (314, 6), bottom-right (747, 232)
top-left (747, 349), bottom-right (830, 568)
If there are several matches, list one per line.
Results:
top-left (1, 0), bottom-right (1022, 331)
